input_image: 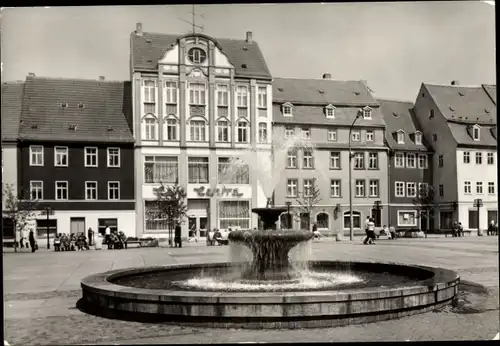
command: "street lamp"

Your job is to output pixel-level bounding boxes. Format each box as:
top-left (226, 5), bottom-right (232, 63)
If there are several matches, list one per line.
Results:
top-left (44, 207), bottom-right (54, 249)
top-left (348, 113), bottom-right (363, 241)
top-left (285, 201), bottom-right (292, 230)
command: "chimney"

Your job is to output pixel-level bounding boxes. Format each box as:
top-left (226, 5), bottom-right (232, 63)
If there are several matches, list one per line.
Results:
top-left (451, 80), bottom-right (459, 86)
top-left (322, 73), bottom-right (331, 80)
top-left (246, 31), bottom-right (253, 44)
top-left (99, 76), bottom-right (105, 81)
top-left (28, 72), bottom-right (36, 77)
top-left (136, 22), bottom-right (143, 36)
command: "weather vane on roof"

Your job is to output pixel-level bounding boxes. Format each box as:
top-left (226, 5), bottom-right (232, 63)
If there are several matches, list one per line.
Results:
top-left (178, 4), bottom-right (204, 34)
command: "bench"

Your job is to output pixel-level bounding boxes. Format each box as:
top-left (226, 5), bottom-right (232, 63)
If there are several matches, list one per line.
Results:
top-left (444, 230), bottom-right (472, 237)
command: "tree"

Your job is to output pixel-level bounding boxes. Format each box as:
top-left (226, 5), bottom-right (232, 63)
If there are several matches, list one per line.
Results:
top-left (412, 184), bottom-right (438, 236)
top-left (295, 178), bottom-right (322, 230)
top-left (2, 183), bottom-right (39, 252)
top-left (147, 183), bottom-right (188, 247)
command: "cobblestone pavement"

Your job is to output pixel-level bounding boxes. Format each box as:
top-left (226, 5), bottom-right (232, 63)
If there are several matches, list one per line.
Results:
top-left (3, 236), bottom-right (499, 344)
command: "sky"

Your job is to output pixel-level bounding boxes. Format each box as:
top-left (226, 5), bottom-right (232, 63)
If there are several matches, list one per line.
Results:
top-left (1, 2), bottom-right (496, 102)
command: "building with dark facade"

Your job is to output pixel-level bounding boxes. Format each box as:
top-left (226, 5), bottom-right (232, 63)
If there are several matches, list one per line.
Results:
top-left (379, 99), bottom-right (433, 231)
top-left (16, 75), bottom-right (136, 240)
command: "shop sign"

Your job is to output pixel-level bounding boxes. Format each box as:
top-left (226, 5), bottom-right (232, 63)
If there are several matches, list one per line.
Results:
top-left (193, 186), bottom-right (244, 198)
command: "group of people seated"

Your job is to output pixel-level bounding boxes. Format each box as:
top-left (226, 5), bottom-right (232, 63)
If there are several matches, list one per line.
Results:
top-left (206, 228), bottom-right (231, 246)
top-left (54, 232), bottom-right (89, 251)
top-left (486, 221), bottom-right (498, 236)
top-left (104, 230), bottom-right (127, 249)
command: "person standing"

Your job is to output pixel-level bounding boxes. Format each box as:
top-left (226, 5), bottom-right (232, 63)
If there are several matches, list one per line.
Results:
top-left (28, 229), bottom-right (36, 253)
top-left (174, 223), bottom-right (182, 248)
top-left (105, 225), bottom-right (111, 245)
top-left (87, 227), bottom-right (94, 246)
top-left (458, 222), bottom-right (464, 237)
top-left (487, 221), bottom-right (494, 236)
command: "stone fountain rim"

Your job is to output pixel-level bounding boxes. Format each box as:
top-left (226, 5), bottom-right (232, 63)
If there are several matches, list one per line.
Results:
top-left (81, 261), bottom-right (459, 304)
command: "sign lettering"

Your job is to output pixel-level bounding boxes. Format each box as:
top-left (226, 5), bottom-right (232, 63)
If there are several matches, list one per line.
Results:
top-left (194, 186), bottom-right (244, 198)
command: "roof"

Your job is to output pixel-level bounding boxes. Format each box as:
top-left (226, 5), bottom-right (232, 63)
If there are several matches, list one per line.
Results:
top-left (131, 32), bottom-right (271, 79)
top-left (1, 82), bottom-right (24, 141)
top-left (18, 76), bottom-right (134, 143)
top-left (273, 78), bottom-right (379, 106)
top-left (423, 83), bottom-right (496, 125)
top-left (448, 122), bottom-right (497, 148)
top-left (482, 84), bottom-right (496, 105)
top-left (378, 99), bottom-right (431, 151)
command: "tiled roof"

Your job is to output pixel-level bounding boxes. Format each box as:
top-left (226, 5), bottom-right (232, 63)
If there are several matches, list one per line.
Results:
top-left (131, 32), bottom-right (271, 79)
top-left (272, 78), bottom-right (379, 106)
top-left (448, 122), bottom-right (497, 147)
top-left (482, 84), bottom-right (496, 105)
top-left (378, 99), bottom-right (431, 152)
top-left (1, 82), bottom-right (24, 141)
top-left (18, 76), bottom-right (134, 143)
top-left (424, 83), bottom-right (496, 125)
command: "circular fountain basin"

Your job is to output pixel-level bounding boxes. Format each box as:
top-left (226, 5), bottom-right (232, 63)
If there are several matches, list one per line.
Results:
top-left (81, 261), bottom-right (459, 329)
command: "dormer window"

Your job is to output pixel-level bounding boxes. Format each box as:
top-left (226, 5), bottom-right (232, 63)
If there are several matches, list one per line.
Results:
top-left (362, 106), bottom-right (372, 119)
top-left (325, 104), bottom-right (335, 118)
top-left (60, 103), bottom-right (68, 108)
top-left (396, 130), bottom-right (405, 144)
top-left (282, 102), bottom-right (293, 117)
top-left (415, 131), bottom-right (422, 145)
top-left (78, 103), bottom-right (85, 109)
top-left (472, 124), bottom-right (480, 141)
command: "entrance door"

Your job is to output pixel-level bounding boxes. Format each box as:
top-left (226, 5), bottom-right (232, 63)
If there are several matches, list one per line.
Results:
top-left (188, 217), bottom-right (197, 237)
top-left (199, 217), bottom-right (208, 237)
top-left (70, 218), bottom-right (85, 235)
top-left (420, 211), bottom-right (428, 232)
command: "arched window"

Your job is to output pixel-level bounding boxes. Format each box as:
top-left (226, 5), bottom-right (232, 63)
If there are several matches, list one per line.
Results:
top-left (316, 213), bottom-right (329, 229)
top-left (142, 115), bottom-right (158, 140)
top-left (163, 115), bottom-right (178, 141)
top-left (343, 211), bottom-right (361, 229)
top-left (216, 118), bottom-right (230, 142)
top-left (237, 121), bottom-right (248, 143)
top-left (189, 119), bottom-right (206, 142)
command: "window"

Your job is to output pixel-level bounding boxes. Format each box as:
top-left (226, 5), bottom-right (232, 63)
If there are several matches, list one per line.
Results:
top-left (217, 157), bottom-right (249, 184)
top-left (188, 157), bottom-right (209, 184)
top-left (438, 155), bottom-right (443, 167)
top-left (488, 182), bottom-right (495, 195)
top-left (475, 152), bottom-right (482, 164)
top-left (439, 184), bottom-right (444, 197)
top-left (353, 152), bottom-right (364, 169)
top-left (303, 179), bottom-right (314, 197)
top-left (257, 86), bottom-right (267, 108)
top-left (216, 120), bottom-right (229, 142)
top-left (190, 120), bottom-right (206, 142)
top-left (366, 130), bottom-right (374, 142)
top-left (316, 213), bottom-right (329, 229)
top-left (30, 181), bottom-right (43, 200)
top-left (217, 85), bottom-right (229, 106)
top-left (330, 180), bottom-right (341, 197)
top-left (464, 181), bottom-right (472, 194)
top-left (164, 117), bottom-right (178, 141)
top-left (30, 145), bottom-right (44, 166)
top-left (258, 122), bottom-right (268, 143)
top-left (468, 210), bottom-right (479, 229)
top-left (363, 107), bottom-right (372, 119)
top-left (368, 152), bottom-right (378, 169)
top-left (355, 180), bottom-right (365, 197)
top-left (287, 150), bottom-right (297, 168)
top-left (108, 182), bottom-right (120, 200)
top-left (418, 154), bottom-right (428, 169)
top-left (219, 200), bottom-right (250, 230)
top-left (397, 131), bottom-right (405, 144)
top-left (85, 181), bottom-right (98, 200)
top-left (463, 152), bottom-right (470, 164)
top-left (472, 125), bottom-right (480, 140)
top-left (327, 129), bottom-right (337, 141)
top-left (301, 128), bottom-right (311, 139)
top-left (237, 121), bottom-right (248, 143)
top-left (325, 106), bottom-right (335, 118)
top-left (282, 104), bottom-right (293, 116)
top-left (287, 179), bottom-right (298, 197)
top-left (143, 116), bottom-right (157, 140)
top-left (395, 182), bottom-right (405, 197)
top-left (415, 132), bottom-right (422, 145)
top-left (369, 180), bottom-right (379, 197)
top-left (398, 211), bottom-right (417, 227)
top-left (165, 81), bottom-right (177, 104)
top-left (145, 201), bottom-right (168, 231)
top-left (143, 80), bottom-right (156, 114)
top-left (351, 130), bottom-right (361, 142)
top-left (187, 47), bottom-right (207, 64)
top-left (344, 211), bottom-right (361, 229)
top-left (55, 181), bottom-right (68, 200)
top-left (107, 148), bottom-right (120, 167)
top-left (418, 182), bottom-right (428, 197)
top-left (440, 211), bottom-right (452, 229)
top-left (189, 83), bottom-right (206, 105)
top-left (236, 85), bottom-right (248, 107)
top-left (476, 181), bottom-right (483, 194)
top-left (284, 126), bottom-right (294, 139)
top-left (404, 153), bottom-right (415, 168)
top-left (303, 150), bottom-right (314, 169)
top-left (407, 182), bottom-right (416, 197)
top-left (329, 152), bottom-right (340, 169)
top-left (85, 147), bottom-right (98, 167)
top-left (54, 147), bottom-right (68, 167)
top-left (395, 153), bottom-right (404, 168)
top-left (144, 156), bottom-right (178, 184)
top-left (487, 152), bottom-right (494, 165)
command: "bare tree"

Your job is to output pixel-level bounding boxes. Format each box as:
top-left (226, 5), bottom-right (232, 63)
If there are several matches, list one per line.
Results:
top-left (295, 178), bottom-right (322, 230)
top-left (2, 183), bottom-right (39, 252)
top-left (412, 184), bottom-right (438, 237)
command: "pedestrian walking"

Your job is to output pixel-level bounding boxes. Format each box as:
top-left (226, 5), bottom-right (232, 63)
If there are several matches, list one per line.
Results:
top-left (174, 223), bottom-right (182, 248)
top-left (487, 220), bottom-right (495, 236)
top-left (364, 218), bottom-right (376, 244)
top-left (458, 222), bottom-right (464, 237)
top-left (29, 229), bottom-right (36, 253)
top-left (87, 227), bottom-right (94, 246)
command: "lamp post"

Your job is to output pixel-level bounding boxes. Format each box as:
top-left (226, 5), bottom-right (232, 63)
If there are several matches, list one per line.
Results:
top-left (285, 201), bottom-right (292, 230)
top-left (473, 199), bottom-right (483, 234)
top-left (44, 207), bottom-right (54, 249)
top-left (348, 113), bottom-right (363, 241)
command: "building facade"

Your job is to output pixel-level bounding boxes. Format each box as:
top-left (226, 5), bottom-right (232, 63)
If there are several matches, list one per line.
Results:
top-left (16, 75), bottom-right (136, 241)
top-left (130, 24), bottom-right (273, 239)
top-left (412, 81), bottom-right (497, 231)
top-left (379, 99), bottom-right (433, 230)
top-left (272, 75), bottom-right (389, 235)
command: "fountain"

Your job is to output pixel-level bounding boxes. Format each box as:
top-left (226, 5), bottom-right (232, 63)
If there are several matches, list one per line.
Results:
top-left (80, 135), bottom-right (460, 328)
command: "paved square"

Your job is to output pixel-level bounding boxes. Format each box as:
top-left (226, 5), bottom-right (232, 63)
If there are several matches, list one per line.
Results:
top-left (3, 236), bottom-right (499, 344)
